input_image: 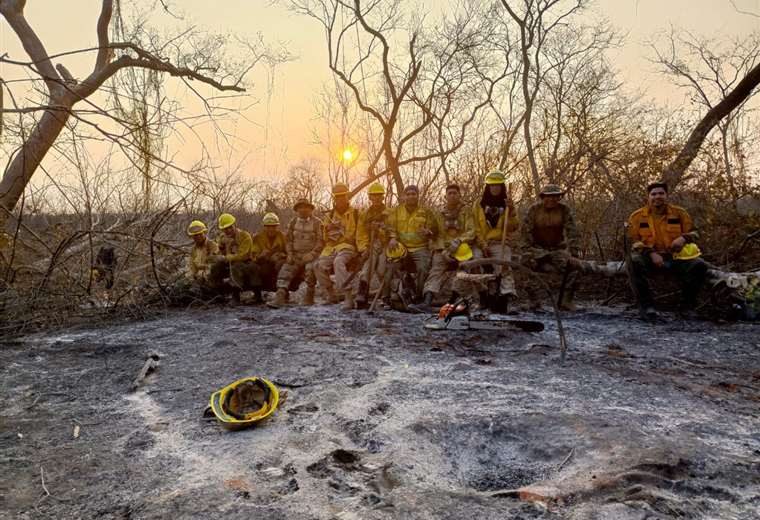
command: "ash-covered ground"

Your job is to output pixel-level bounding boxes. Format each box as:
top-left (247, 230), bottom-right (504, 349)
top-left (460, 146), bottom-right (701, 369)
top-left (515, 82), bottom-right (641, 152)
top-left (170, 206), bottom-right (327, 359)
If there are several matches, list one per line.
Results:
top-left (1, 305), bottom-right (759, 520)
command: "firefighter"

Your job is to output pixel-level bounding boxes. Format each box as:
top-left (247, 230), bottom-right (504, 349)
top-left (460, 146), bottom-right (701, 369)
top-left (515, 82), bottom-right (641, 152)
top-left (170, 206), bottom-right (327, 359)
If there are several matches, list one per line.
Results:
top-left (520, 184), bottom-right (583, 311)
top-left (473, 170), bottom-right (518, 313)
top-left (382, 184), bottom-right (441, 305)
top-left (355, 182), bottom-right (389, 308)
top-left (274, 199), bottom-right (323, 306)
top-left (316, 183), bottom-right (360, 308)
top-left (209, 213), bottom-right (263, 304)
top-left (627, 181), bottom-right (708, 320)
top-left (252, 212), bottom-right (287, 293)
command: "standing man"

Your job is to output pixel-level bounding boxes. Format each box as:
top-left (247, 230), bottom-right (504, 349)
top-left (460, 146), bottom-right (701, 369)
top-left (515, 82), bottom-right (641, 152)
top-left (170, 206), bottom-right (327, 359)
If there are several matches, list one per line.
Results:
top-left (627, 182), bottom-right (707, 320)
top-left (355, 182), bottom-right (389, 308)
top-left (520, 184), bottom-right (583, 310)
top-left (210, 213), bottom-right (263, 304)
top-left (421, 184), bottom-right (478, 307)
top-left (274, 198), bottom-right (323, 306)
top-left (473, 170), bottom-right (519, 313)
top-left (252, 212), bottom-right (288, 293)
top-left (316, 182), bottom-right (360, 308)
top-left (383, 184), bottom-right (441, 304)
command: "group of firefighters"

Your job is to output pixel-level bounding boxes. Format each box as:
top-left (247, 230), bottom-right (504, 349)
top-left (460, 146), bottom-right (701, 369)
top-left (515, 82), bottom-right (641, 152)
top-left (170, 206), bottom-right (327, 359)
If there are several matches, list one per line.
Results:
top-left (180, 170), bottom-right (708, 321)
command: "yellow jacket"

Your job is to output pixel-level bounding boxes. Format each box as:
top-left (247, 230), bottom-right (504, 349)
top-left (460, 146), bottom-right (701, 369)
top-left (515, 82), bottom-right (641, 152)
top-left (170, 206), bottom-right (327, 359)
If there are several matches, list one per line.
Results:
top-left (321, 207), bottom-right (359, 256)
top-left (438, 204), bottom-right (477, 248)
top-left (627, 204), bottom-right (698, 253)
top-left (356, 205), bottom-right (389, 253)
top-left (187, 239), bottom-right (219, 279)
top-left (473, 201), bottom-right (519, 247)
top-left (252, 230), bottom-right (287, 259)
top-left (219, 229), bottom-right (254, 263)
top-left (386, 204), bottom-right (441, 252)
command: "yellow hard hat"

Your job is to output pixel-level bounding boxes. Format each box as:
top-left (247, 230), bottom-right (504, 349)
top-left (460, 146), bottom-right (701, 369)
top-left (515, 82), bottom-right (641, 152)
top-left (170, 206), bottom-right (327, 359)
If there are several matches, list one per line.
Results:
top-left (385, 242), bottom-right (408, 261)
top-left (262, 212), bottom-right (280, 226)
top-left (484, 170), bottom-right (506, 185)
top-left (454, 242), bottom-right (473, 262)
top-left (332, 182), bottom-right (350, 196)
top-left (207, 377), bottom-right (280, 431)
top-left (673, 243), bottom-right (701, 260)
top-left (187, 220), bottom-right (208, 236)
top-left (368, 182), bottom-right (386, 195)
top-left (218, 213), bottom-right (236, 230)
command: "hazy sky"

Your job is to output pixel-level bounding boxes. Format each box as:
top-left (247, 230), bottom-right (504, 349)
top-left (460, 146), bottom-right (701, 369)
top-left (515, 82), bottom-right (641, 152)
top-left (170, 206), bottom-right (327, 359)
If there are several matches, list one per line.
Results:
top-left (2, 0), bottom-right (759, 183)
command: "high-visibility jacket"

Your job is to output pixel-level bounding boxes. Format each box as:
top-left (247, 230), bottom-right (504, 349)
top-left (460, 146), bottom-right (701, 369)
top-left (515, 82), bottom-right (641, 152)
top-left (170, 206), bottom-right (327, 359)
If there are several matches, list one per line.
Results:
top-left (219, 229), bottom-right (254, 262)
top-left (321, 206), bottom-right (359, 256)
top-left (252, 230), bottom-right (287, 258)
top-left (438, 203), bottom-right (477, 248)
top-left (357, 204), bottom-right (389, 253)
top-left (187, 238), bottom-right (219, 279)
top-left (473, 201), bottom-right (519, 248)
top-left (627, 204), bottom-right (698, 254)
top-left (386, 204), bottom-right (441, 252)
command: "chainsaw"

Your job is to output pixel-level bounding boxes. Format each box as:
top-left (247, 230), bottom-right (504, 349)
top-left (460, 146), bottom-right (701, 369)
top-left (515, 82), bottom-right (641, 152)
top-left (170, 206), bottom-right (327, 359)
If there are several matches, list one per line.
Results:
top-left (424, 300), bottom-right (544, 332)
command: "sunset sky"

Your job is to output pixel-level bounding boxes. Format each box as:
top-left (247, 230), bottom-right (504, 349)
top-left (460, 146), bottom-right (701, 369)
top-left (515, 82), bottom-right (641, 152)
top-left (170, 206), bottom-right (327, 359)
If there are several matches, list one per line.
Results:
top-left (2, 0), bottom-right (759, 186)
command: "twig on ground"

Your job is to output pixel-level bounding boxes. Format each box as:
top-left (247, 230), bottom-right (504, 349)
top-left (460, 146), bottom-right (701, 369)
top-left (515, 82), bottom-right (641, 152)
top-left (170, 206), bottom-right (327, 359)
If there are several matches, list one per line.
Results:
top-left (130, 351), bottom-right (161, 392)
top-left (40, 466), bottom-right (51, 497)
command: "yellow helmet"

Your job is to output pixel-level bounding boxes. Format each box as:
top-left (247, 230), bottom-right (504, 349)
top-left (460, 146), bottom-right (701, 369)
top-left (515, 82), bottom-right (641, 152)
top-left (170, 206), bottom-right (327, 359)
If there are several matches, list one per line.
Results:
top-left (673, 243), bottom-right (701, 260)
top-left (332, 182), bottom-right (350, 196)
top-left (454, 242), bottom-right (473, 262)
top-left (187, 220), bottom-right (208, 236)
top-left (385, 242), bottom-right (408, 261)
top-left (484, 170), bottom-right (506, 185)
top-left (368, 182), bottom-right (386, 195)
top-left (262, 212), bottom-right (280, 226)
top-left (218, 213), bottom-right (236, 230)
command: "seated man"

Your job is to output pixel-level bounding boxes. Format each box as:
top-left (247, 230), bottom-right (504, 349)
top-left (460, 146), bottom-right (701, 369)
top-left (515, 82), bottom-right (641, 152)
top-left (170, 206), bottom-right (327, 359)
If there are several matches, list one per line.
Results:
top-left (355, 183), bottom-right (389, 308)
top-left (421, 184), bottom-right (479, 308)
top-left (627, 181), bottom-right (708, 320)
top-left (382, 184), bottom-right (441, 306)
top-left (316, 183), bottom-right (360, 308)
top-left (209, 213), bottom-right (263, 304)
top-left (473, 170), bottom-right (519, 313)
top-left (252, 212), bottom-right (287, 293)
top-left (274, 198), bottom-right (323, 306)
top-left (520, 184), bottom-right (583, 311)
top-left (168, 220), bottom-right (220, 302)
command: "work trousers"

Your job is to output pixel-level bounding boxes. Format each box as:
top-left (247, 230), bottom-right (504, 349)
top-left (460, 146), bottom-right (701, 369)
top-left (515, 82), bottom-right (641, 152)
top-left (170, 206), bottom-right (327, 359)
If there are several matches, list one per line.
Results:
top-left (277, 258), bottom-right (317, 291)
top-left (316, 250), bottom-right (355, 295)
top-left (484, 242), bottom-right (516, 296)
top-left (521, 248), bottom-right (579, 304)
top-left (629, 253), bottom-right (708, 309)
top-left (383, 248), bottom-right (431, 300)
top-left (423, 249), bottom-right (479, 301)
top-left (208, 259), bottom-right (262, 291)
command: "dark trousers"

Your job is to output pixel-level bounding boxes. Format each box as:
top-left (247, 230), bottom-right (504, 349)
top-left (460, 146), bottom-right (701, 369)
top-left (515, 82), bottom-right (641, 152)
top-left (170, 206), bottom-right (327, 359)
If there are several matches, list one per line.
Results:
top-left (629, 253), bottom-right (708, 309)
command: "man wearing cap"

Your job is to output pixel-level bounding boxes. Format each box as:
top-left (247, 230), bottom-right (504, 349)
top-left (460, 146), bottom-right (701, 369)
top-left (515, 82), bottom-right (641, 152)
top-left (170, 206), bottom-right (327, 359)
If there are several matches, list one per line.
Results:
top-left (316, 183), bottom-right (360, 308)
top-left (355, 182), bottom-right (390, 308)
top-left (520, 184), bottom-right (582, 310)
top-left (210, 213), bottom-right (263, 304)
top-left (382, 184), bottom-right (441, 304)
top-left (473, 170), bottom-right (519, 313)
top-left (252, 212), bottom-right (287, 294)
top-left (274, 199), bottom-right (323, 306)
top-left (627, 182), bottom-right (707, 320)
top-left (420, 184), bottom-right (479, 308)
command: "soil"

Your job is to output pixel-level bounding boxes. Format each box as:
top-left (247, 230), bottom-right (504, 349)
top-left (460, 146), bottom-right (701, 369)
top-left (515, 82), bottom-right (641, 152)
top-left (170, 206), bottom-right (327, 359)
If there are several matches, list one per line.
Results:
top-left (1, 304), bottom-right (759, 519)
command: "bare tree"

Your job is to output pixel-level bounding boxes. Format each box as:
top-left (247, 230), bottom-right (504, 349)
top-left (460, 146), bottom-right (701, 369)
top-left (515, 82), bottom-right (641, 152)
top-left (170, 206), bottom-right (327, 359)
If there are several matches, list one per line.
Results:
top-left (288, 0), bottom-right (507, 200)
top-left (0, 0), bottom-right (274, 219)
top-left (652, 29), bottom-right (760, 194)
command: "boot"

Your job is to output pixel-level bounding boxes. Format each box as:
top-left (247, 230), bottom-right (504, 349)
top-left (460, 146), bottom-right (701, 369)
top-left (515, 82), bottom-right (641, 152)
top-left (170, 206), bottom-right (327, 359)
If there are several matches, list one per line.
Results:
top-left (639, 305), bottom-right (657, 321)
top-left (273, 288), bottom-right (288, 306)
top-left (328, 290), bottom-right (340, 304)
top-left (559, 290), bottom-right (577, 312)
top-left (230, 289), bottom-right (241, 306)
top-left (356, 281), bottom-right (369, 309)
top-left (423, 291), bottom-right (434, 306)
top-left (343, 292), bottom-right (355, 311)
top-left (252, 288), bottom-right (264, 304)
top-left (303, 286), bottom-right (315, 306)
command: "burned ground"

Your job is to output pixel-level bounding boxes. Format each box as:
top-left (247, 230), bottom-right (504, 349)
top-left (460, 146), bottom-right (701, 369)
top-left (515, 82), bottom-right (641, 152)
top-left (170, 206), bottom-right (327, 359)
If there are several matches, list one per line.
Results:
top-left (1, 305), bottom-right (759, 519)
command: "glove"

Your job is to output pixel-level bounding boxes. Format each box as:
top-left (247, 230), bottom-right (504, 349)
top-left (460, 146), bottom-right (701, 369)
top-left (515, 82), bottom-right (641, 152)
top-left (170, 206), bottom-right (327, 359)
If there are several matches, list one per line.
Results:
top-left (448, 239), bottom-right (462, 254)
top-left (302, 252), bottom-right (316, 263)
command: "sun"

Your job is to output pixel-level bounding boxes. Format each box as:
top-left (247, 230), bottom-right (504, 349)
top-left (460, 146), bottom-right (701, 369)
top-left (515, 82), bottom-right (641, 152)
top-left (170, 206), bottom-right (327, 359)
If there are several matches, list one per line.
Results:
top-left (342, 149), bottom-right (354, 162)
